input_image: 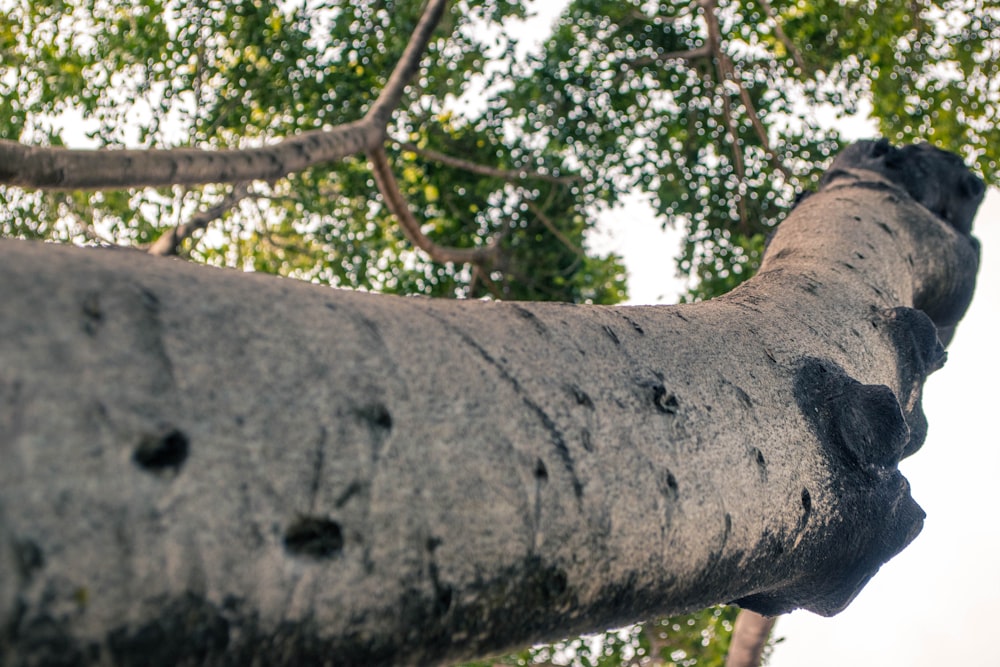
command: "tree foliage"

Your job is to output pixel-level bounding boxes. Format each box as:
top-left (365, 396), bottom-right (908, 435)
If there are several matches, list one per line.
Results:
top-left (2, 0), bottom-right (997, 302)
top-left (1, 0), bottom-right (997, 664)
top-left (463, 606), bottom-right (741, 667)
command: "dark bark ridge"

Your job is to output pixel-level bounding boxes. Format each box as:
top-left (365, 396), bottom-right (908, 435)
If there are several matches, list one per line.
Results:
top-left (0, 142), bottom-right (984, 665)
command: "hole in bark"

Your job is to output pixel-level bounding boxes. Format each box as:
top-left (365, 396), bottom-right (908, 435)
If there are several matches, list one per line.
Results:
top-left (550, 570), bottom-right (568, 596)
top-left (801, 488), bottom-right (812, 514)
top-left (13, 539), bottom-right (44, 581)
top-left (652, 386), bottom-right (679, 414)
top-left (81, 292), bottom-right (102, 335)
top-left (355, 403), bottom-right (392, 431)
top-left (660, 470), bottom-right (679, 501)
top-left (581, 429), bottom-right (594, 452)
top-left (434, 586), bottom-right (453, 616)
top-left (283, 517), bottom-right (344, 559)
top-left (751, 447), bottom-right (766, 469)
top-left (566, 384), bottom-right (594, 409)
top-left (534, 458), bottom-right (549, 481)
top-left (133, 430), bottom-right (189, 472)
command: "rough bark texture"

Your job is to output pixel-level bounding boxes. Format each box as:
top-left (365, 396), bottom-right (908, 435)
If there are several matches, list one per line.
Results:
top-left (0, 142), bottom-right (983, 665)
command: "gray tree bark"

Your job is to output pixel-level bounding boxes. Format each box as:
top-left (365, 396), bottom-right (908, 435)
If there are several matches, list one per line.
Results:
top-left (0, 142), bottom-right (983, 666)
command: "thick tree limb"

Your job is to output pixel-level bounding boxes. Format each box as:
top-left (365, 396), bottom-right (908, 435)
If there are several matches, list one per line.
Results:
top-left (0, 0), bottom-right (449, 191)
top-left (724, 610), bottom-right (776, 667)
top-left (0, 143), bottom-right (983, 664)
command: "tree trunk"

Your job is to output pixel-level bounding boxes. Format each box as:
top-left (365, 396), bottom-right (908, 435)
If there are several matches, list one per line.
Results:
top-left (0, 143), bottom-right (982, 665)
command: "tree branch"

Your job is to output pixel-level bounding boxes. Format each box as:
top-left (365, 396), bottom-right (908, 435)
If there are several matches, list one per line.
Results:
top-left (724, 610), bottom-right (777, 667)
top-left (523, 198), bottom-right (585, 257)
top-left (396, 141), bottom-right (579, 184)
top-left (0, 142), bottom-right (984, 665)
top-left (0, 0), bottom-right (451, 191)
top-left (702, 0), bottom-right (749, 230)
top-left (365, 0), bottom-right (449, 132)
top-left (620, 44), bottom-right (712, 71)
top-left (148, 182), bottom-right (252, 256)
top-left (758, 0), bottom-right (807, 74)
top-left (368, 145), bottom-right (498, 266)
top-left (701, 0), bottom-right (791, 226)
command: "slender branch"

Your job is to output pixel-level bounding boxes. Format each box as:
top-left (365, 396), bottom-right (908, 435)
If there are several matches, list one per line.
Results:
top-left (620, 44), bottom-right (712, 71)
top-left (724, 610), bottom-right (777, 667)
top-left (396, 141), bottom-right (579, 184)
top-left (365, 0), bottom-right (450, 131)
top-left (702, 0), bottom-right (748, 230)
top-left (758, 0), bottom-right (807, 74)
top-left (148, 182), bottom-right (252, 256)
top-left (368, 146), bottom-right (497, 266)
top-left (469, 263), bottom-right (505, 299)
top-left (731, 75), bottom-right (790, 179)
top-left (701, 0), bottom-right (790, 216)
top-left (523, 198), bottom-right (585, 257)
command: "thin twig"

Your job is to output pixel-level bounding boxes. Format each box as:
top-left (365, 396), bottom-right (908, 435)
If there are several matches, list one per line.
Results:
top-left (395, 141), bottom-right (579, 184)
top-left (523, 198), bottom-right (585, 257)
top-left (702, 0), bottom-right (792, 228)
top-left (148, 182), bottom-right (252, 256)
top-left (620, 44), bottom-right (712, 72)
top-left (758, 0), bottom-right (807, 74)
top-left (702, 0), bottom-right (749, 230)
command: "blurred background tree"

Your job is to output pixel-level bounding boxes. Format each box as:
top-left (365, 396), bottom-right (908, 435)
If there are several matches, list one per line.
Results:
top-left (2, 0), bottom-right (997, 664)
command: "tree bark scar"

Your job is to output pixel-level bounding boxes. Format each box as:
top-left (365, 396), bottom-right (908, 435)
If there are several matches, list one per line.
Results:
top-left (429, 311), bottom-right (584, 499)
top-left (80, 291), bottom-right (103, 336)
top-left (875, 307), bottom-right (946, 456)
top-left (602, 325), bottom-right (621, 345)
top-left (511, 304), bottom-right (548, 336)
top-left (772, 357), bottom-right (925, 616)
top-left (793, 357), bottom-right (909, 472)
top-left (618, 313), bottom-right (645, 335)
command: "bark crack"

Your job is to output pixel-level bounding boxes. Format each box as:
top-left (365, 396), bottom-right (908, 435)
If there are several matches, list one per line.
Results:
top-left (425, 310), bottom-right (584, 499)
